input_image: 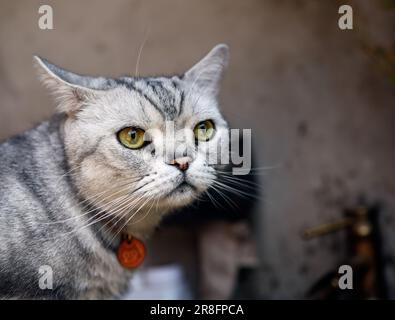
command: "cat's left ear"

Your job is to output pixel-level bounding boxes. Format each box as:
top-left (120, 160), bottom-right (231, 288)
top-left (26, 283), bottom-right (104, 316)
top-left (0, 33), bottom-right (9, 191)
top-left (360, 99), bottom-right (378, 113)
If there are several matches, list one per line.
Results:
top-left (183, 44), bottom-right (229, 97)
top-left (33, 56), bottom-right (109, 115)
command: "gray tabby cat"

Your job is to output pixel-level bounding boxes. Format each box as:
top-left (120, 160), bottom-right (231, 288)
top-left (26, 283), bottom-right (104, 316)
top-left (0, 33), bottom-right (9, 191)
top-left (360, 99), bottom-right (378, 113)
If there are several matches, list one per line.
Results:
top-left (0, 44), bottom-right (230, 299)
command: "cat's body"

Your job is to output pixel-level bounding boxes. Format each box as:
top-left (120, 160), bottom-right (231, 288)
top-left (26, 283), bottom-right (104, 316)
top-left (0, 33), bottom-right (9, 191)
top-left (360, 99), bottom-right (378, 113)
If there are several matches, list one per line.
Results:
top-left (0, 116), bottom-right (132, 299)
top-left (0, 44), bottom-right (230, 299)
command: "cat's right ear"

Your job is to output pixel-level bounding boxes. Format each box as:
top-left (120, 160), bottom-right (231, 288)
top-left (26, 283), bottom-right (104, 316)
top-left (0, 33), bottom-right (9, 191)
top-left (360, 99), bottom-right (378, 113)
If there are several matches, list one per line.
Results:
top-left (33, 56), bottom-right (106, 115)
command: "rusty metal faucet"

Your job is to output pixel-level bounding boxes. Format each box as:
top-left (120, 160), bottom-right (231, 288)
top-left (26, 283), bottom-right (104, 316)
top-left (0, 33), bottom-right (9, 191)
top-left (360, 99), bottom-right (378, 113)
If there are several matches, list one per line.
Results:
top-left (303, 201), bottom-right (387, 299)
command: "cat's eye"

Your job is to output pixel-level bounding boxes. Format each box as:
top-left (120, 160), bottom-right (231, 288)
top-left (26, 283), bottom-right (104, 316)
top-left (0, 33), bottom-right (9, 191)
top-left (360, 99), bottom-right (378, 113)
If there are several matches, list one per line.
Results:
top-left (117, 127), bottom-right (146, 149)
top-left (193, 120), bottom-right (215, 142)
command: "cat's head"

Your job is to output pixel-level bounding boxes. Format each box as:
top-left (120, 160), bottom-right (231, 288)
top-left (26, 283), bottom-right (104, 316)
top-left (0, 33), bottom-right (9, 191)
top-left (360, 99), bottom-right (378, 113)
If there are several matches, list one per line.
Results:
top-left (34, 44), bottom-right (229, 235)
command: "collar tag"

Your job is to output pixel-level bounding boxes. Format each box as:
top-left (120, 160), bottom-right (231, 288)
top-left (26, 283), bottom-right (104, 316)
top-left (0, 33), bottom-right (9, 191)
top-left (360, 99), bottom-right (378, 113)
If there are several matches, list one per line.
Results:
top-left (117, 234), bottom-right (146, 269)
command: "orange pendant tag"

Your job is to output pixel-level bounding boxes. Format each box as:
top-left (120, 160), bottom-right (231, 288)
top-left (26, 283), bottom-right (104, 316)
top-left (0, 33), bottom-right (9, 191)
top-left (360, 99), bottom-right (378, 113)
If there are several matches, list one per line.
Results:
top-left (117, 235), bottom-right (146, 269)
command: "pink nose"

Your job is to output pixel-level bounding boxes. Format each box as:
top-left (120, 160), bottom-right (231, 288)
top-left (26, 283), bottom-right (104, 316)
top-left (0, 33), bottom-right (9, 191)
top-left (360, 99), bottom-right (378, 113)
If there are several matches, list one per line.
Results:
top-left (170, 157), bottom-right (191, 171)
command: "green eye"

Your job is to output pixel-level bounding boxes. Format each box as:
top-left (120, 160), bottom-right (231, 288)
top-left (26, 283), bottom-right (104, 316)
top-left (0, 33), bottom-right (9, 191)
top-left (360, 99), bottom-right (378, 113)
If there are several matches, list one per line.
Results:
top-left (194, 120), bottom-right (215, 141)
top-left (117, 127), bottom-right (146, 149)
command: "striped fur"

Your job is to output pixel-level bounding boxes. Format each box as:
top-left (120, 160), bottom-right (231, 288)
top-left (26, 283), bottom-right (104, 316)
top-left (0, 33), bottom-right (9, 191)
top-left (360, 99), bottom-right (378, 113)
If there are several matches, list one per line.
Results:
top-left (0, 44), bottom-right (229, 299)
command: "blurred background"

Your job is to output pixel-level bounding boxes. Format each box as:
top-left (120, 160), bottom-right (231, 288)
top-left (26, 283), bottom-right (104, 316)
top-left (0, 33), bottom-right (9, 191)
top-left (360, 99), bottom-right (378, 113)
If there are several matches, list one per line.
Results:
top-left (0, 0), bottom-right (395, 299)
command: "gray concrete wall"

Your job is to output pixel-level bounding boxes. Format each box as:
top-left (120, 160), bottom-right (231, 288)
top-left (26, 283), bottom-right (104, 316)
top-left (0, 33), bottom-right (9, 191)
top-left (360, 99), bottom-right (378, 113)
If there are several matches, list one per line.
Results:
top-left (0, 0), bottom-right (394, 298)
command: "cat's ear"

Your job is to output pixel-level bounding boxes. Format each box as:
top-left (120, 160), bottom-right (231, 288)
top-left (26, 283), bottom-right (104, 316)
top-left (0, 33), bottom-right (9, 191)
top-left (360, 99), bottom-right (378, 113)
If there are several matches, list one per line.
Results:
top-left (183, 44), bottom-right (229, 97)
top-left (33, 56), bottom-right (108, 115)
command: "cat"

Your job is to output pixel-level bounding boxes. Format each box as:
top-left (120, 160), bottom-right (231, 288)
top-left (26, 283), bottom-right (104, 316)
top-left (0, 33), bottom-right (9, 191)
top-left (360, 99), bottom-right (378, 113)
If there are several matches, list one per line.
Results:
top-left (0, 44), bottom-right (230, 299)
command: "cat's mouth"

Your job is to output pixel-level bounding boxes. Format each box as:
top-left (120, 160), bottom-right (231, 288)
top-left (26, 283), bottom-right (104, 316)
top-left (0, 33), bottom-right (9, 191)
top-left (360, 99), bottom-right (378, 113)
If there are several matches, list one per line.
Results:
top-left (156, 173), bottom-right (209, 209)
top-left (160, 177), bottom-right (199, 204)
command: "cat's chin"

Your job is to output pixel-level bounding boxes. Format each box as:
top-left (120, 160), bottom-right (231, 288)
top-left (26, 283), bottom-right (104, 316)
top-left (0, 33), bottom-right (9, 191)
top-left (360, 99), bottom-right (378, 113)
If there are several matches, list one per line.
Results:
top-left (123, 185), bottom-right (198, 239)
top-left (159, 182), bottom-right (198, 209)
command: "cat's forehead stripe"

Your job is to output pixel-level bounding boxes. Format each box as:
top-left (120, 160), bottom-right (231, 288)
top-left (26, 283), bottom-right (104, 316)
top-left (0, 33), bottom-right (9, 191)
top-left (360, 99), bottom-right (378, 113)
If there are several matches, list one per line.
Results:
top-left (114, 78), bottom-right (165, 119)
top-left (145, 79), bottom-right (177, 119)
top-left (115, 77), bottom-right (184, 121)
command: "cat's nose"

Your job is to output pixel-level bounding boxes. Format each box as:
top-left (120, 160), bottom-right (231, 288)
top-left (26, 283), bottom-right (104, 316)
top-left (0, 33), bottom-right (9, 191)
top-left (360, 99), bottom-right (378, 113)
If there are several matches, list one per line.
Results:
top-left (169, 157), bottom-right (191, 171)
